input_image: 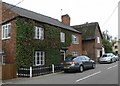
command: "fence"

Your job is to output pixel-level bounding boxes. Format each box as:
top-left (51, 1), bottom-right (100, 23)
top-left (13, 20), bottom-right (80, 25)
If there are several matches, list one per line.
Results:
top-left (17, 64), bottom-right (62, 77)
top-left (2, 64), bottom-right (17, 80)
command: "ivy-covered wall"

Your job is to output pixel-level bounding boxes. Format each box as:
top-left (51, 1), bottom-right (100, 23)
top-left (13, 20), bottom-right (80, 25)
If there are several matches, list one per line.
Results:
top-left (16, 17), bottom-right (74, 68)
top-left (61, 29), bottom-right (74, 48)
top-left (16, 18), bottom-right (34, 68)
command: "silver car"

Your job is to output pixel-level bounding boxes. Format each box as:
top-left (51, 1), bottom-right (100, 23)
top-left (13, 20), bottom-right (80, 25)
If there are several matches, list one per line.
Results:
top-left (99, 53), bottom-right (116, 63)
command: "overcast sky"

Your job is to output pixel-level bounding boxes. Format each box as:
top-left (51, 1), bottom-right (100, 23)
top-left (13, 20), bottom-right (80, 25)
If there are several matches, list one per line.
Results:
top-left (2, 0), bottom-right (119, 39)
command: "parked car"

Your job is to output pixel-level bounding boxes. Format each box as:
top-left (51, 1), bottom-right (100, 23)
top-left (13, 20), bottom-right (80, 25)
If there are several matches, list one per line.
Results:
top-left (61, 55), bottom-right (96, 72)
top-left (99, 53), bottom-right (116, 63)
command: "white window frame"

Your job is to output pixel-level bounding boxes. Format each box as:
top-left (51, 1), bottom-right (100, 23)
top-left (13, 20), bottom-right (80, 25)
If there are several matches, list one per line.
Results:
top-left (60, 32), bottom-right (65, 42)
top-left (35, 26), bottom-right (44, 40)
top-left (34, 51), bottom-right (45, 66)
top-left (72, 35), bottom-right (79, 44)
top-left (97, 37), bottom-right (100, 43)
top-left (2, 23), bottom-right (11, 40)
top-left (72, 51), bottom-right (78, 56)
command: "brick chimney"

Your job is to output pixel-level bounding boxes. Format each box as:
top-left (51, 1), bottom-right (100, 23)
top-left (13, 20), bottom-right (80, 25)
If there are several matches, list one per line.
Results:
top-left (61, 14), bottom-right (70, 26)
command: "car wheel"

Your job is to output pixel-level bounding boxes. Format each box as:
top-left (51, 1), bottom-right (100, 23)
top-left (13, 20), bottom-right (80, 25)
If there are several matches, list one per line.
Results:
top-left (110, 59), bottom-right (113, 63)
top-left (92, 63), bottom-right (96, 69)
top-left (79, 65), bottom-right (84, 72)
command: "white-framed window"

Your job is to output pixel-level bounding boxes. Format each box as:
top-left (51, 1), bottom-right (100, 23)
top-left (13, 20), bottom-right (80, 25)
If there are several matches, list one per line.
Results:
top-left (2, 23), bottom-right (11, 39)
top-left (34, 51), bottom-right (45, 66)
top-left (72, 35), bottom-right (79, 44)
top-left (97, 37), bottom-right (100, 43)
top-left (35, 26), bottom-right (44, 40)
top-left (60, 32), bottom-right (65, 42)
top-left (97, 50), bottom-right (100, 57)
top-left (72, 51), bottom-right (78, 56)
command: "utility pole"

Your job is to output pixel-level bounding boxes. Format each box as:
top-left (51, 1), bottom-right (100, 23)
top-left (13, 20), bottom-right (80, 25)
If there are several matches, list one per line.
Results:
top-left (118, 1), bottom-right (120, 57)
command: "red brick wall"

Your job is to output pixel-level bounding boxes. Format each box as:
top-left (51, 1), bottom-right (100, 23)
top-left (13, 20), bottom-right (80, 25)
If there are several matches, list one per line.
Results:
top-left (2, 3), bottom-right (17, 22)
top-left (2, 20), bottom-right (16, 64)
top-left (95, 26), bottom-right (103, 49)
top-left (61, 14), bottom-right (70, 26)
top-left (2, 4), bottom-right (17, 64)
top-left (82, 26), bottom-right (103, 61)
top-left (0, 2), bottom-right (2, 52)
top-left (66, 33), bottom-right (82, 56)
top-left (83, 40), bottom-right (95, 60)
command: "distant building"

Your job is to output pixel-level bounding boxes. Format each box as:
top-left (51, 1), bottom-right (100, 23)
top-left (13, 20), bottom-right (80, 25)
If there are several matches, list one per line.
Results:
top-left (112, 41), bottom-right (118, 55)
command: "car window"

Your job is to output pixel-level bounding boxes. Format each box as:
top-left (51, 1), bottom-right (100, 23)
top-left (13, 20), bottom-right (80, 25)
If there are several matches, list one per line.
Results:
top-left (102, 55), bottom-right (107, 57)
top-left (65, 57), bottom-right (76, 61)
top-left (79, 56), bottom-right (86, 60)
top-left (84, 56), bottom-right (90, 61)
top-left (73, 57), bottom-right (80, 62)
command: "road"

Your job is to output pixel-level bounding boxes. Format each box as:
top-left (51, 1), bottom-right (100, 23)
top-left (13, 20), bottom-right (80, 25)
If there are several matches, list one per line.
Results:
top-left (3, 61), bottom-right (118, 84)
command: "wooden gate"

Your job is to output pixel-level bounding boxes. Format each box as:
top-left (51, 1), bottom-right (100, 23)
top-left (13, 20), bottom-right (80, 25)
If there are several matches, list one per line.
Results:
top-left (2, 64), bottom-right (17, 80)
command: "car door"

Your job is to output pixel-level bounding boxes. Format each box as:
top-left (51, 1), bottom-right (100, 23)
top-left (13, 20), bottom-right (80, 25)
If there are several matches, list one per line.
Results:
top-left (80, 56), bottom-right (89, 69)
top-left (84, 56), bottom-right (92, 68)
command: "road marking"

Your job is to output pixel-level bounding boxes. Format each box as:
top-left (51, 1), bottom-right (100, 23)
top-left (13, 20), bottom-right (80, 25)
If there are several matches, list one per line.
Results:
top-left (76, 71), bottom-right (101, 82)
top-left (107, 65), bottom-right (118, 70)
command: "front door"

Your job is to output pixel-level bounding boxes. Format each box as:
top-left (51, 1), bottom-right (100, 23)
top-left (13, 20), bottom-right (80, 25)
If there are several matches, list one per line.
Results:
top-left (60, 50), bottom-right (65, 62)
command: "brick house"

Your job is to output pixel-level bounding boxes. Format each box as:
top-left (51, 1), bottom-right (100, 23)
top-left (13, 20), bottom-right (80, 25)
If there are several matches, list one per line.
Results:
top-left (72, 22), bottom-right (104, 62)
top-left (0, 2), bottom-right (82, 67)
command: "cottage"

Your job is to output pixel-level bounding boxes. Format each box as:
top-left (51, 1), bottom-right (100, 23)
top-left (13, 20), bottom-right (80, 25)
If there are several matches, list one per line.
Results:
top-left (0, 2), bottom-right (82, 68)
top-left (72, 22), bottom-right (104, 62)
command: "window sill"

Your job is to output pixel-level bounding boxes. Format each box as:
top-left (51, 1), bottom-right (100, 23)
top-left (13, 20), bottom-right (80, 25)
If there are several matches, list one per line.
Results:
top-left (72, 43), bottom-right (79, 45)
top-left (2, 37), bottom-right (11, 40)
top-left (33, 64), bottom-right (44, 66)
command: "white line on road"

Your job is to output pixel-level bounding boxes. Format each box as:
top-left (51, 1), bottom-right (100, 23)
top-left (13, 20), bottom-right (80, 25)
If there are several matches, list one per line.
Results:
top-left (107, 65), bottom-right (118, 70)
top-left (76, 71), bottom-right (101, 82)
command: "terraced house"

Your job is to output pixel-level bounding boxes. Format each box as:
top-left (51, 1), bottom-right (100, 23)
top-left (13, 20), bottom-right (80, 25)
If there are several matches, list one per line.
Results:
top-left (0, 2), bottom-right (82, 71)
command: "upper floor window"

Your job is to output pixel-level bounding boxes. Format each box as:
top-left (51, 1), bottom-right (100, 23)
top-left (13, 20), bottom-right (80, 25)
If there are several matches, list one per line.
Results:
top-left (34, 51), bottom-right (45, 66)
top-left (2, 23), bottom-right (11, 39)
top-left (72, 51), bottom-right (78, 56)
top-left (60, 32), bottom-right (65, 42)
top-left (35, 26), bottom-right (44, 40)
top-left (97, 49), bottom-right (100, 57)
top-left (72, 35), bottom-right (79, 44)
top-left (97, 37), bottom-right (100, 43)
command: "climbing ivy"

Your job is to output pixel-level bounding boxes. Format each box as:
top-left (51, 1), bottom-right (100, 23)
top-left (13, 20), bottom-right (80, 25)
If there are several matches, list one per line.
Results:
top-left (16, 17), bottom-right (74, 68)
top-left (16, 17), bottom-right (34, 68)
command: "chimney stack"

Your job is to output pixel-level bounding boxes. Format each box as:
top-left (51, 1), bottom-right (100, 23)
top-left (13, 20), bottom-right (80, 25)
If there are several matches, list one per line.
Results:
top-left (61, 14), bottom-right (70, 26)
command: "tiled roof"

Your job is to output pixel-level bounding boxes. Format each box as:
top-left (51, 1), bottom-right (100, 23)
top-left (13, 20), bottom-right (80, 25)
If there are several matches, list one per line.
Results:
top-left (3, 2), bottom-right (80, 33)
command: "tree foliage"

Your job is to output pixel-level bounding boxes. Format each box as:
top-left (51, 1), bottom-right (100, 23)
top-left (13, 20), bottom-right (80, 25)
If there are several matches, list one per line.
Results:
top-left (102, 30), bottom-right (112, 53)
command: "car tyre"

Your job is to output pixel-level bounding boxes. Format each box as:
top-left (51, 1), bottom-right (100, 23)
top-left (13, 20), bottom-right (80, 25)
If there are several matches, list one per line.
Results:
top-left (110, 59), bottom-right (113, 63)
top-left (79, 65), bottom-right (84, 72)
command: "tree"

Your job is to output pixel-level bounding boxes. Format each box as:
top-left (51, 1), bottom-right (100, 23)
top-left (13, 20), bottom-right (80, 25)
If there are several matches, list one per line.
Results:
top-left (102, 30), bottom-right (112, 53)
